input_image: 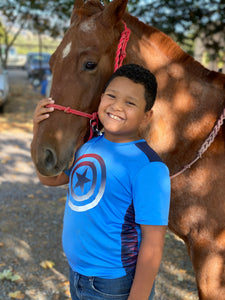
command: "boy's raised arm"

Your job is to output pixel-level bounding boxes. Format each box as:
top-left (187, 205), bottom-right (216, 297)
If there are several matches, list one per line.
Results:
top-left (32, 98), bottom-right (69, 187)
top-left (36, 169), bottom-right (69, 186)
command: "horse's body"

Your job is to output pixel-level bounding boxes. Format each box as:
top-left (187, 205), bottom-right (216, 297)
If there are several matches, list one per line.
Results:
top-left (31, 0), bottom-right (225, 298)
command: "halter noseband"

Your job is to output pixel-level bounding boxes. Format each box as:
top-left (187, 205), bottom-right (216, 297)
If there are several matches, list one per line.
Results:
top-left (46, 21), bottom-right (131, 141)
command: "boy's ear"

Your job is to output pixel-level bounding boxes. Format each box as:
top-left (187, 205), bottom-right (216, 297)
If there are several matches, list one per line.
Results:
top-left (143, 109), bottom-right (153, 123)
top-left (139, 110), bottom-right (153, 139)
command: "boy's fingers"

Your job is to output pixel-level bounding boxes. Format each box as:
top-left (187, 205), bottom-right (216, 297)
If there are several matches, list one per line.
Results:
top-left (34, 109), bottom-right (51, 121)
top-left (35, 101), bottom-right (54, 114)
top-left (33, 104), bottom-right (54, 124)
top-left (33, 98), bottom-right (55, 125)
top-left (39, 98), bottom-right (54, 108)
top-left (47, 106), bottom-right (54, 112)
top-left (36, 114), bottom-right (50, 123)
top-left (38, 106), bottom-right (54, 115)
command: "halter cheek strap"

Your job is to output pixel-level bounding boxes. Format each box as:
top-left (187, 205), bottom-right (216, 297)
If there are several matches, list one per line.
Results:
top-left (46, 21), bottom-right (130, 141)
top-left (46, 103), bottom-right (99, 141)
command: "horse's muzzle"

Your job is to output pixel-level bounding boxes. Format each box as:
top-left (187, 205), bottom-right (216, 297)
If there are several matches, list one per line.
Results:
top-left (43, 147), bottom-right (57, 173)
top-left (35, 145), bottom-right (60, 176)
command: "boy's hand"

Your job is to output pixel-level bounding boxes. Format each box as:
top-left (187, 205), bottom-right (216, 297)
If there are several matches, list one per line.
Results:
top-left (33, 98), bottom-right (54, 135)
top-left (32, 98), bottom-right (69, 186)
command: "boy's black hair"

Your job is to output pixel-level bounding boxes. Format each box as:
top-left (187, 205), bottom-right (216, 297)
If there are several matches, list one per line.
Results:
top-left (103, 64), bottom-right (157, 111)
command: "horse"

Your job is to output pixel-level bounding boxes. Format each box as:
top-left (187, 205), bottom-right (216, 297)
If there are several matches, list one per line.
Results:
top-left (30, 0), bottom-right (225, 298)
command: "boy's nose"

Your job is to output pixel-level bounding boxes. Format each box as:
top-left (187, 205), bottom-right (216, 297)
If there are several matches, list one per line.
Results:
top-left (111, 100), bottom-right (123, 111)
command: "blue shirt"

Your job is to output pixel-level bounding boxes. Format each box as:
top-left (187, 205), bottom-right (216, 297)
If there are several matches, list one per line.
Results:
top-left (63, 135), bottom-right (170, 278)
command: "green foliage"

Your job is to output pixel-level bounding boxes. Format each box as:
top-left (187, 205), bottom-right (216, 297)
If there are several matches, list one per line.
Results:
top-left (0, 0), bottom-right (224, 66)
top-left (101, 0), bottom-right (224, 58)
top-left (0, 22), bottom-right (5, 42)
top-left (128, 0), bottom-right (225, 58)
top-left (0, 0), bottom-right (67, 67)
top-left (0, 269), bottom-right (22, 282)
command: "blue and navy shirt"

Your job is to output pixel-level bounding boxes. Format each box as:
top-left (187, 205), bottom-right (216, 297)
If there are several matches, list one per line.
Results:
top-left (63, 135), bottom-right (170, 279)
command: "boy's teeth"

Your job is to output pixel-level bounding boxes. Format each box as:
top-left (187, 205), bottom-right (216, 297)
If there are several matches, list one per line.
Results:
top-left (109, 113), bottom-right (121, 120)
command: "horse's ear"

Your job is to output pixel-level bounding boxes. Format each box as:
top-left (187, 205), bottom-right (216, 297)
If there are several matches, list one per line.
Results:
top-left (70, 0), bottom-right (84, 24)
top-left (101, 0), bottom-right (128, 27)
top-left (74, 0), bottom-right (84, 9)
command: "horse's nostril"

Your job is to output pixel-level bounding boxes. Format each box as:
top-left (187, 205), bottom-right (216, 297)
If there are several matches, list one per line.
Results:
top-left (44, 148), bottom-right (57, 171)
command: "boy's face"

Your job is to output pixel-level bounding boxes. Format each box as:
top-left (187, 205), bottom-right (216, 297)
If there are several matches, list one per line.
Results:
top-left (98, 76), bottom-right (152, 143)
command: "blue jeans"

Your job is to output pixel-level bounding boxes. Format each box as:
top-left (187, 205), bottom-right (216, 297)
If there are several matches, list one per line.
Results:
top-left (69, 267), bottom-right (155, 300)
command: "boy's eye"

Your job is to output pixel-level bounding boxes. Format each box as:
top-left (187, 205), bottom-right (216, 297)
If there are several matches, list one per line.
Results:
top-left (126, 101), bottom-right (136, 106)
top-left (106, 93), bottom-right (115, 98)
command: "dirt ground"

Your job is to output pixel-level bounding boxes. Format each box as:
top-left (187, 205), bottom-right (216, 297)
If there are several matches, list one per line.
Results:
top-left (0, 69), bottom-right (199, 300)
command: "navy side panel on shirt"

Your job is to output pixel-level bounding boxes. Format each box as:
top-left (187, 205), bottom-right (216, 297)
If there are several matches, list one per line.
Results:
top-left (121, 202), bottom-right (138, 274)
top-left (135, 142), bottom-right (162, 163)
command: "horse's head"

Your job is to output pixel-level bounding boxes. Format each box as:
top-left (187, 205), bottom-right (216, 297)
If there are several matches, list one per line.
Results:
top-left (31, 0), bottom-right (128, 176)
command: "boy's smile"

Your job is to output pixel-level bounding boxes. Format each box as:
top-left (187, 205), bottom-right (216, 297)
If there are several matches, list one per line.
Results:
top-left (107, 112), bottom-right (125, 121)
top-left (98, 76), bottom-right (151, 143)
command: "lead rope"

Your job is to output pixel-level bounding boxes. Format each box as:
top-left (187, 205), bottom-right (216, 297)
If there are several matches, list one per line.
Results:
top-left (114, 21), bottom-right (131, 72)
top-left (170, 108), bottom-right (225, 179)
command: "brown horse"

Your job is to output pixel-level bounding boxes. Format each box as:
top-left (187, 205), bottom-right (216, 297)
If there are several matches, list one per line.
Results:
top-left (31, 0), bottom-right (225, 298)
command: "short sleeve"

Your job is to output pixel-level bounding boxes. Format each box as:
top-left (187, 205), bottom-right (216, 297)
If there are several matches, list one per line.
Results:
top-left (133, 162), bottom-right (171, 225)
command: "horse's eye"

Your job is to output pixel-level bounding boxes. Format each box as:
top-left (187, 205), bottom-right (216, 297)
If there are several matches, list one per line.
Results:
top-left (84, 62), bottom-right (97, 71)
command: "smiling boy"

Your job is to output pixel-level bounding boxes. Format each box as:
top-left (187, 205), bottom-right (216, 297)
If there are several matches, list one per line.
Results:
top-left (33, 64), bottom-right (171, 300)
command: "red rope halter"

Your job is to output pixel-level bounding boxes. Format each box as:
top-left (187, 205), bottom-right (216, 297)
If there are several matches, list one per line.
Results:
top-left (46, 21), bottom-right (130, 141)
top-left (46, 103), bottom-right (99, 141)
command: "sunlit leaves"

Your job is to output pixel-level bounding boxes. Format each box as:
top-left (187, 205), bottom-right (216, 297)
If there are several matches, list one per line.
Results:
top-left (128, 0), bottom-right (225, 57)
top-left (0, 269), bottom-right (22, 282)
top-left (40, 260), bottom-right (55, 269)
top-left (8, 291), bottom-right (25, 299)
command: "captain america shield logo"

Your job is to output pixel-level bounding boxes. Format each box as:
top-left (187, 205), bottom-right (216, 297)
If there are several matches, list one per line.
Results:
top-left (68, 154), bottom-right (106, 212)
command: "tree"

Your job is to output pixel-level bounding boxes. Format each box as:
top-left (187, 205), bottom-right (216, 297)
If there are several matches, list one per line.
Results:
top-left (0, 0), bottom-right (72, 68)
top-left (0, 3), bottom-right (28, 68)
top-left (0, 0), bottom-right (224, 67)
top-left (128, 0), bottom-right (225, 58)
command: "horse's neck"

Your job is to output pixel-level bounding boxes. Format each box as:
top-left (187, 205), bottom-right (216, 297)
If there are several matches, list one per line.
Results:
top-left (124, 14), bottom-right (192, 67)
top-left (124, 14), bottom-right (225, 165)
top-left (124, 13), bottom-right (224, 86)
top-left (124, 13), bottom-right (225, 99)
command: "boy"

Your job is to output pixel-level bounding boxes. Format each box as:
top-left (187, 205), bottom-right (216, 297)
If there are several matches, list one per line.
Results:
top-left (33, 64), bottom-right (171, 300)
